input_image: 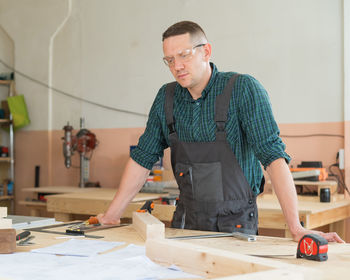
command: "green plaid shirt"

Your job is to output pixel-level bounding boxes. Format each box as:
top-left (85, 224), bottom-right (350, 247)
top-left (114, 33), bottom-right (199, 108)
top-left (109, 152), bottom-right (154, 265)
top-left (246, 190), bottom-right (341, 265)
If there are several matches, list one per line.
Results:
top-left (131, 63), bottom-right (290, 195)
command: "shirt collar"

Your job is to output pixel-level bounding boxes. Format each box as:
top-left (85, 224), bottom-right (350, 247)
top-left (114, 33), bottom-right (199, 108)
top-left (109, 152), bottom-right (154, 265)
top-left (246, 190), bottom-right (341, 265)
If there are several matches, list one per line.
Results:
top-left (202, 62), bottom-right (218, 99)
top-left (178, 62), bottom-right (219, 102)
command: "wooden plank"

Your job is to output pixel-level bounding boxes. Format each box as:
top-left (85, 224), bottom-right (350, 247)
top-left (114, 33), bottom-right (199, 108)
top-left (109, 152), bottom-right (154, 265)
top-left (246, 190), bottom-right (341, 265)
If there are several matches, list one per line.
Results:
top-left (0, 196), bottom-right (14, 201)
top-left (307, 204), bottom-right (350, 229)
top-left (0, 229), bottom-right (16, 254)
top-left (18, 200), bottom-right (47, 217)
top-left (0, 218), bottom-right (12, 229)
top-left (0, 207), bottom-right (7, 218)
top-left (18, 201), bottom-right (46, 207)
top-left (329, 220), bottom-right (346, 238)
top-left (146, 238), bottom-right (318, 279)
top-left (21, 186), bottom-right (94, 193)
top-left (132, 212), bottom-right (164, 240)
top-left (54, 212), bottom-right (73, 222)
top-left (213, 269), bottom-right (303, 279)
top-left (0, 80), bottom-right (11, 85)
top-left (258, 210), bottom-right (288, 229)
top-left (46, 189), bottom-right (168, 215)
top-left (294, 180), bottom-right (337, 186)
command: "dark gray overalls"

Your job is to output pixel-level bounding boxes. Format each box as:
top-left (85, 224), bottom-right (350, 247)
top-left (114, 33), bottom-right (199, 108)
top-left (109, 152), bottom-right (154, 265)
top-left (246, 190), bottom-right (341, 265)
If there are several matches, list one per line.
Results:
top-left (165, 74), bottom-right (258, 234)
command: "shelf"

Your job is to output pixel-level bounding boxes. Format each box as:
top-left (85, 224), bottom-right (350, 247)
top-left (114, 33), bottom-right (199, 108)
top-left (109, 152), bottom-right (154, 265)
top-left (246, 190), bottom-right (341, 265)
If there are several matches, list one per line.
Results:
top-left (0, 195), bottom-right (14, 201)
top-left (0, 80), bottom-right (12, 86)
top-left (19, 200), bottom-right (46, 207)
top-left (0, 119), bottom-right (11, 124)
top-left (0, 157), bottom-right (11, 163)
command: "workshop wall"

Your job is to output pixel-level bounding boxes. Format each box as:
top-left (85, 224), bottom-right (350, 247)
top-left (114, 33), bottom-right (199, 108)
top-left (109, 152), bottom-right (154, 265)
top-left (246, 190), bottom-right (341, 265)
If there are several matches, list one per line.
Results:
top-left (0, 0), bottom-right (348, 240)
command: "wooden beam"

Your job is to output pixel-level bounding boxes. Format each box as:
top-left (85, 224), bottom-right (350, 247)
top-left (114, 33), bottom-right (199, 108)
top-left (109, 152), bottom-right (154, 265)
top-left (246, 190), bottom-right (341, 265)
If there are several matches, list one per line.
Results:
top-left (0, 229), bottom-right (16, 254)
top-left (146, 238), bottom-right (320, 279)
top-left (213, 269), bottom-right (304, 279)
top-left (0, 218), bottom-right (12, 229)
top-left (132, 212), bottom-right (164, 240)
top-left (0, 207), bottom-right (7, 218)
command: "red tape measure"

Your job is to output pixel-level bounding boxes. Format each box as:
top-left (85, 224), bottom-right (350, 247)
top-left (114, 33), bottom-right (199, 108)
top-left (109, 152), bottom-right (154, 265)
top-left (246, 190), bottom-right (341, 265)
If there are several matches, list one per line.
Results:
top-left (296, 234), bottom-right (328, 261)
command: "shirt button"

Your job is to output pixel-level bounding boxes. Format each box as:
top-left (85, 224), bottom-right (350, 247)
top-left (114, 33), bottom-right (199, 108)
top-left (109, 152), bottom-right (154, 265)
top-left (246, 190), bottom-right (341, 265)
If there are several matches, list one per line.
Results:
top-left (196, 102), bottom-right (200, 105)
top-left (248, 199), bottom-right (253, 204)
top-left (249, 212), bottom-right (254, 218)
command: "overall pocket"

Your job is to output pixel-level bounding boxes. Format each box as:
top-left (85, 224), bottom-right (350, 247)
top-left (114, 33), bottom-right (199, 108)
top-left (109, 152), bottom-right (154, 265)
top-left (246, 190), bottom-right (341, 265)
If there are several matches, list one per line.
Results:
top-left (192, 162), bottom-right (224, 202)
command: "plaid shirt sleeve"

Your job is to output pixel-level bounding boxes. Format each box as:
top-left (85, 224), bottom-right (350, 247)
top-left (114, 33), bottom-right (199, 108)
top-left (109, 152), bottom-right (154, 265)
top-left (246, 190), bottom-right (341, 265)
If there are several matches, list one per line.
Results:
top-left (130, 87), bottom-right (169, 170)
top-left (238, 75), bottom-right (291, 169)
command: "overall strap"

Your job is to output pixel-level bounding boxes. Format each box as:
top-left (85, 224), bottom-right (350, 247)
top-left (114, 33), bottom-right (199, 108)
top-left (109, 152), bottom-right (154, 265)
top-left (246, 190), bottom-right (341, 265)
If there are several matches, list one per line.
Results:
top-left (215, 74), bottom-right (240, 140)
top-left (164, 82), bottom-right (177, 134)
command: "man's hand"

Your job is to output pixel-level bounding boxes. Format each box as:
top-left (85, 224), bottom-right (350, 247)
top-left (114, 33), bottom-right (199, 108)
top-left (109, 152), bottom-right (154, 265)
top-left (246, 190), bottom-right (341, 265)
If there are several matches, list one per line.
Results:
top-left (292, 227), bottom-right (345, 243)
top-left (96, 213), bottom-right (120, 225)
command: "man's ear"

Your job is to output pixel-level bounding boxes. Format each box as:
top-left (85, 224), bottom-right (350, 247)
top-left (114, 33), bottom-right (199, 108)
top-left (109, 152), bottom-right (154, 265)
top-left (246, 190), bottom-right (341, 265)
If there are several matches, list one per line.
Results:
top-left (203, 43), bottom-right (212, 62)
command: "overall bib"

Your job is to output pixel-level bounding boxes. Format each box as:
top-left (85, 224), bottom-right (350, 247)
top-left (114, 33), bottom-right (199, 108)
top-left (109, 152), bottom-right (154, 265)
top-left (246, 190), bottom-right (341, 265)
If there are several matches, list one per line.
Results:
top-left (165, 74), bottom-right (258, 234)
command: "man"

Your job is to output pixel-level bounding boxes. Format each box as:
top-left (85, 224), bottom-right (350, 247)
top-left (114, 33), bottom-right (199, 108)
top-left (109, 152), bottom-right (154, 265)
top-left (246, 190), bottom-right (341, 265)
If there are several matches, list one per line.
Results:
top-left (98, 21), bottom-right (343, 242)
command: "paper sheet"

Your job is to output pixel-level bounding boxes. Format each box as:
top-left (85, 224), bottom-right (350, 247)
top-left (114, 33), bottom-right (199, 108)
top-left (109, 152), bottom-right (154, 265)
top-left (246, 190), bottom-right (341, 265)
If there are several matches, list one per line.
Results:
top-left (31, 238), bottom-right (125, 257)
top-left (0, 243), bottom-right (201, 280)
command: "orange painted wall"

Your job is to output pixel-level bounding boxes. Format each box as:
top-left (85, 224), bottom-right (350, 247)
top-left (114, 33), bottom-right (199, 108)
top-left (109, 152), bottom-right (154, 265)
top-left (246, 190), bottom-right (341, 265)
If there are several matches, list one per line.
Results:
top-left (279, 122), bottom-right (344, 168)
top-left (14, 121), bottom-right (349, 241)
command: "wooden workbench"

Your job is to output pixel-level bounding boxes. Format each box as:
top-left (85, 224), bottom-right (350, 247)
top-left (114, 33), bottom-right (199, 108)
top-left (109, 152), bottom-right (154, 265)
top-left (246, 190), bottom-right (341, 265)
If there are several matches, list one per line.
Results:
top-left (13, 223), bottom-right (350, 279)
top-left (19, 186), bottom-right (99, 216)
top-left (44, 188), bottom-right (350, 239)
top-left (257, 195), bottom-right (350, 238)
top-left (45, 188), bottom-right (175, 222)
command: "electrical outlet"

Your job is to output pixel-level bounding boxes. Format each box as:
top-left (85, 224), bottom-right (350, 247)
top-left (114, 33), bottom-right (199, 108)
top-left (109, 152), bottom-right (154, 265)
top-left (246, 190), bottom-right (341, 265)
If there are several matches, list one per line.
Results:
top-left (338, 149), bottom-right (345, 170)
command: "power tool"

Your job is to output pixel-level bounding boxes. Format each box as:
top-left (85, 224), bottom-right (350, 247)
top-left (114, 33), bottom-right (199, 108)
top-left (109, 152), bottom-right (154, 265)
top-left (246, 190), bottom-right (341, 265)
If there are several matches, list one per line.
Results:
top-left (296, 234), bottom-right (328, 261)
top-left (62, 118), bottom-right (99, 188)
top-left (137, 200), bottom-right (154, 213)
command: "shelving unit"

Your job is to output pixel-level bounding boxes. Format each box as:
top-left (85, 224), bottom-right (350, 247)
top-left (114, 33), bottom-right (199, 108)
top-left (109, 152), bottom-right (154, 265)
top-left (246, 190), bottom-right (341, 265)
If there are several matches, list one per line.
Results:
top-left (0, 80), bottom-right (15, 214)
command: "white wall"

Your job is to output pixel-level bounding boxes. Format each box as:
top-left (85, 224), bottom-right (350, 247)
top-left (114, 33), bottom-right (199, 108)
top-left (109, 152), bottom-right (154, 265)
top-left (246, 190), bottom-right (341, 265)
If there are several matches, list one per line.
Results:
top-left (0, 0), bottom-right (345, 130)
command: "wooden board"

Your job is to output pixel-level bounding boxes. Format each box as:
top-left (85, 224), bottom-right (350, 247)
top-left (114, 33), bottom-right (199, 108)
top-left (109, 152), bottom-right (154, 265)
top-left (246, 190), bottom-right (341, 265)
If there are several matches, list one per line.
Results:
top-left (146, 238), bottom-right (318, 279)
top-left (11, 224), bottom-right (350, 279)
top-left (0, 218), bottom-right (12, 229)
top-left (257, 196), bottom-right (350, 235)
top-left (177, 234), bottom-right (350, 280)
top-left (0, 80), bottom-right (11, 85)
top-left (21, 186), bottom-right (97, 193)
top-left (132, 212), bottom-right (165, 240)
top-left (46, 189), bottom-right (169, 216)
top-left (0, 228), bottom-right (16, 254)
top-left (0, 207), bottom-right (7, 218)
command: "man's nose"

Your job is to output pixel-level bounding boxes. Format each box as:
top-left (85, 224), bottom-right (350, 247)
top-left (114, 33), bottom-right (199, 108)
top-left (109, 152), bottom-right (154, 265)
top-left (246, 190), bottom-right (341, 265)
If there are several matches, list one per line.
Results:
top-left (173, 58), bottom-right (184, 70)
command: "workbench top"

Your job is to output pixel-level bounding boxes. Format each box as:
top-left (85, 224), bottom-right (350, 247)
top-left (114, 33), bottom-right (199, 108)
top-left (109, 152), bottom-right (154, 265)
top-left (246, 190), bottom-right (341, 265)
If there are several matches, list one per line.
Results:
top-left (13, 223), bottom-right (350, 279)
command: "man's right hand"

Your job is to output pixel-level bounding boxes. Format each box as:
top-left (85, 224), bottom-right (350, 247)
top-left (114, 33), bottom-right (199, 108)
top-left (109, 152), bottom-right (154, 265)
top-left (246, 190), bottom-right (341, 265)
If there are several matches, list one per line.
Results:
top-left (96, 213), bottom-right (120, 225)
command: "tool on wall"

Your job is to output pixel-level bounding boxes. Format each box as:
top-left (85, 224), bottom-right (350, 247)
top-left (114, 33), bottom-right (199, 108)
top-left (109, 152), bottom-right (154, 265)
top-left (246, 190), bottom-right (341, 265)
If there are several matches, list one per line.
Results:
top-left (62, 117), bottom-right (99, 188)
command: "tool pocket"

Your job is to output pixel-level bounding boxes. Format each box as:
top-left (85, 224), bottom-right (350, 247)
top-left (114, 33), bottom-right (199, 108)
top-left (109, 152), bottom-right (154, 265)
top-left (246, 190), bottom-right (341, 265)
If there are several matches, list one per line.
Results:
top-left (192, 162), bottom-right (224, 202)
top-left (217, 203), bottom-right (258, 234)
top-left (175, 162), bottom-right (224, 202)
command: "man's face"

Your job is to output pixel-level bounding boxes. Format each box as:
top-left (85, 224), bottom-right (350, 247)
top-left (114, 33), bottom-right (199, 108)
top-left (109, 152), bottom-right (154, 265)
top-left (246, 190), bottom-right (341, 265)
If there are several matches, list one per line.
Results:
top-left (163, 33), bottom-right (209, 90)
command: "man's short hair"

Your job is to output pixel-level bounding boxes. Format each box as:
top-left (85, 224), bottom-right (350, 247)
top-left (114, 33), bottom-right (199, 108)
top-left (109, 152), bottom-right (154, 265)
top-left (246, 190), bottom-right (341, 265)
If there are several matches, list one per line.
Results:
top-left (162, 21), bottom-right (207, 42)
